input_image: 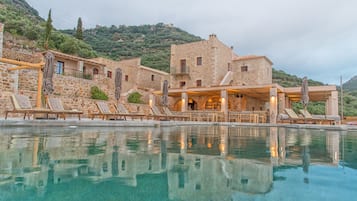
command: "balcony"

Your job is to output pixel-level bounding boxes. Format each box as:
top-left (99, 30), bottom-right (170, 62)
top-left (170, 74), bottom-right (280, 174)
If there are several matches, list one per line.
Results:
top-left (171, 66), bottom-right (190, 76)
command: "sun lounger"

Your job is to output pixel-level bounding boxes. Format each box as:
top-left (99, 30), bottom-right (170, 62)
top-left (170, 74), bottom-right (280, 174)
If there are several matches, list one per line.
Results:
top-left (283, 108), bottom-right (307, 124)
top-left (90, 101), bottom-right (145, 120)
top-left (5, 94), bottom-right (53, 120)
top-left (299, 109), bottom-right (337, 125)
top-left (90, 101), bottom-right (121, 120)
top-left (47, 97), bottom-right (83, 120)
top-left (162, 107), bottom-right (190, 121)
top-left (149, 105), bottom-right (175, 120)
top-left (114, 103), bottom-right (147, 120)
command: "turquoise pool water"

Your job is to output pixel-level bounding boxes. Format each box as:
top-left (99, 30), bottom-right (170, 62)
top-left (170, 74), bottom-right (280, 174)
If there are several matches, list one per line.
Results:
top-left (0, 126), bottom-right (356, 201)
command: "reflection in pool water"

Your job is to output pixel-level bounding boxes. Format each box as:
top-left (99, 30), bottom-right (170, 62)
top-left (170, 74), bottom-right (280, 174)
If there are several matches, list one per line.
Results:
top-left (0, 126), bottom-right (356, 201)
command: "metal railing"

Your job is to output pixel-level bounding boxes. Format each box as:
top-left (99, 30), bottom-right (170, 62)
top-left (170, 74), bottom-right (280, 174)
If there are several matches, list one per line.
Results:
top-left (171, 66), bottom-right (190, 75)
top-left (61, 70), bottom-right (93, 80)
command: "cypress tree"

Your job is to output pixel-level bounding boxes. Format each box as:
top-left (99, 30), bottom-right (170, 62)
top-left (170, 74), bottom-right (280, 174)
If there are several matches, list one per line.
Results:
top-left (76, 17), bottom-right (83, 40)
top-left (44, 9), bottom-right (53, 50)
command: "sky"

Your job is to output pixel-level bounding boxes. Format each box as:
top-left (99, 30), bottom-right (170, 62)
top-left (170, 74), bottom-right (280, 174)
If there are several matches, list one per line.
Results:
top-left (25, 0), bottom-right (357, 85)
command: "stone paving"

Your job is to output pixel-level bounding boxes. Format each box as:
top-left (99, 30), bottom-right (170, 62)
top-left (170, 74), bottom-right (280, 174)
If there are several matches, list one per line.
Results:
top-left (1, 117), bottom-right (356, 131)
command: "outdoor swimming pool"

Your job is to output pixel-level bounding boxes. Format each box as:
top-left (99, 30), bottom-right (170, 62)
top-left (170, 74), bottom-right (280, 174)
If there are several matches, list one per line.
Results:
top-left (0, 125), bottom-right (356, 201)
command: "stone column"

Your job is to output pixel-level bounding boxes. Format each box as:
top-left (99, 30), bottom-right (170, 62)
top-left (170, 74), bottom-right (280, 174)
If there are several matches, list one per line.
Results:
top-left (0, 23), bottom-right (3, 58)
top-left (269, 88), bottom-right (278, 123)
top-left (326, 91), bottom-right (338, 115)
top-left (149, 93), bottom-right (155, 108)
top-left (278, 93), bottom-right (286, 114)
top-left (220, 90), bottom-right (228, 121)
top-left (78, 61), bottom-right (84, 72)
top-left (181, 92), bottom-right (188, 112)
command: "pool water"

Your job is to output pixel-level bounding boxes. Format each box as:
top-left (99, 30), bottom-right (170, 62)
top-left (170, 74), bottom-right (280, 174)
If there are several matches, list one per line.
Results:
top-left (0, 126), bottom-right (356, 201)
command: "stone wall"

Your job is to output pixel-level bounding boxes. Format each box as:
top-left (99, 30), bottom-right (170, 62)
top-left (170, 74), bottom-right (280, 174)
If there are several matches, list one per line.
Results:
top-left (170, 34), bottom-right (234, 88)
top-left (0, 62), bottom-right (154, 118)
top-left (231, 57), bottom-right (272, 85)
top-left (0, 63), bottom-right (19, 115)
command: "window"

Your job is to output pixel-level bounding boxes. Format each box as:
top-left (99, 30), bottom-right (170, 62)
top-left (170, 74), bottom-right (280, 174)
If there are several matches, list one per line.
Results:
top-left (125, 75), bottom-right (129, 81)
top-left (227, 63), bottom-right (231, 71)
top-left (180, 59), bottom-right (187, 73)
top-left (196, 80), bottom-right (202, 87)
top-left (196, 57), bottom-right (202, 66)
top-left (93, 68), bottom-right (99, 75)
top-left (151, 74), bottom-right (155, 81)
top-left (56, 61), bottom-right (64, 75)
top-left (107, 71), bottom-right (112, 78)
top-left (180, 81), bottom-right (186, 88)
top-left (241, 65), bottom-right (248, 72)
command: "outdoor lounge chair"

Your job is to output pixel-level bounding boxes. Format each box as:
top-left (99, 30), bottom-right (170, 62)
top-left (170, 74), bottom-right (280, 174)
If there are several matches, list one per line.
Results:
top-left (149, 105), bottom-right (176, 120)
top-left (283, 108), bottom-right (307, 124)
top-left (114, 103), bottom-right (147, 120)
top-left (47, 97), bottom-right (83, 120)
top-left (162, 107), bottom-right (189, 121)
top-left (90, 101), bottom-right (123, 120)
top-left (299, 109), bottom-right (337, 125)
top-left (5, 94), bottom-right (53, 120)
top-left (90, 101), bottom-right (145, 120)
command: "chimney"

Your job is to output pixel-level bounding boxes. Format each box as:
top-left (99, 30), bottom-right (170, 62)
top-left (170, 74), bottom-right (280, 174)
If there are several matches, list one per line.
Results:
top-left (0, 23), bottom-right (3, 58)
top-left (209, 34), bottom-right (217, 39)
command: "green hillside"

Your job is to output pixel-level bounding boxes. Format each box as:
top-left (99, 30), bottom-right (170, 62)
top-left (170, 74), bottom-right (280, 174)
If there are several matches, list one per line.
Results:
top-left (0, 0), bottom-right (96, 57)
top-left (343, 76), bottom-right (357, 91)
top-left (61, 23), bottom-right (202, 72)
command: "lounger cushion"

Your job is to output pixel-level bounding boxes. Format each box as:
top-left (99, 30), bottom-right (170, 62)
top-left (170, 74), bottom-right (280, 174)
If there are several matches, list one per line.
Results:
top-left (14, 94), bottom-right (32, 109)
top-left (97, 101), bottom-right (111, 113)
top-left (48, 98), bottom-right (65, 111)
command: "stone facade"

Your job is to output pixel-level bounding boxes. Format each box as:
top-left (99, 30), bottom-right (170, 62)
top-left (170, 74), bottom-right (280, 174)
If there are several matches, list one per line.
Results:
top-left (93, 57), bottom-right (169, 96)
top-left (50, 50), bottom-right (105, 79)
top-left (231, 56), bottom-right (272, 85)
top-left (0, 51), bottom-right (168, 118)
top-left (170, 34), bottom-right (235, 88)
top-left (168, 34), bottom-right (273, 112)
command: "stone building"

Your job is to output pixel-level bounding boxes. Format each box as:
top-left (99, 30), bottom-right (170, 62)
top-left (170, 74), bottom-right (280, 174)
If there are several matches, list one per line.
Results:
top-left (49, 50), bottom-right (105, 80)
top-left (92, 57), bottom-right (169, 98)
top-left (0, 26), bottom-right (168, 117)
top-left (0, 21), bottom-right (339, 122)
top-left (157, 34), bottom-right (339, 123)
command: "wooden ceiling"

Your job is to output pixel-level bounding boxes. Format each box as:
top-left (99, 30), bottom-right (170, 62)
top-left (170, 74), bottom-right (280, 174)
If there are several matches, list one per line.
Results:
top-left (156, 84), bottom-right (337, 102)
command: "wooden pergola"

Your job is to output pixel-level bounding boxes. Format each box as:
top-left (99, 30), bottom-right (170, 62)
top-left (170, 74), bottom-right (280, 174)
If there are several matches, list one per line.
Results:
top-left (0, 57), bottom-right (45, 108)
top-left (153, 83), bottom-right (339, 123)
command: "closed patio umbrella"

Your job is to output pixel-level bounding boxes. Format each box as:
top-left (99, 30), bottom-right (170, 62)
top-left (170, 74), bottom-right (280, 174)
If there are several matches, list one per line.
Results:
top-left (301, 76), bottom-right (309, 111)
top-left (162, 80), bottom-right (168, 106)
top-left (42, 51), bottom-right (55, 95)
top-left (115, 68), bottom-right (122, 104)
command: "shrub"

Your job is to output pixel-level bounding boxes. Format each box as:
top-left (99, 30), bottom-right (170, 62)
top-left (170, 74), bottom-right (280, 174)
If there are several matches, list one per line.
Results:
top-left (127, 92), bottom-right (143, 103)
top-left (90, 86), bottom-right (108, 100)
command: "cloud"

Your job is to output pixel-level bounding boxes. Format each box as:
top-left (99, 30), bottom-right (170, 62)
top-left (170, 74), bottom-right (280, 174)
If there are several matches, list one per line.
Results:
top-left (26, 0), bottom-right (357, 84)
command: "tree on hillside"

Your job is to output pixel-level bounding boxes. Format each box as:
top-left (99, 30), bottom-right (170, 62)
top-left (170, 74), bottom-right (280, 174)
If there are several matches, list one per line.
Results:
top-left (75, 17), bottom-right (83, 40)
top-left (44, 9), bottom-right (53, 49)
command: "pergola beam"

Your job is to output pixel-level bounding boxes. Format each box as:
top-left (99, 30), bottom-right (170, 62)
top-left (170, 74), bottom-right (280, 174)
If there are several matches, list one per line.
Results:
top-left (1, 58), bottom-right (45, 108)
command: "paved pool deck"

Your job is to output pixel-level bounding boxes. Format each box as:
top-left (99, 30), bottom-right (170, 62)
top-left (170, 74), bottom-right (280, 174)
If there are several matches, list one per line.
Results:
top-left (1, 117), bottom-right (357, 131)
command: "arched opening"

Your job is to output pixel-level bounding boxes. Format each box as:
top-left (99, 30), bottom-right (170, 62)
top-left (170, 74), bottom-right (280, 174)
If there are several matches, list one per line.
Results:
top-left (188, 98), bottom-right (198, 110)
top-left (93, 68), bottom-right (99, 75)
top-left (173, 98), bottom-right (198, 111)
top-left (204, 96), bottom-right (221, 110)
